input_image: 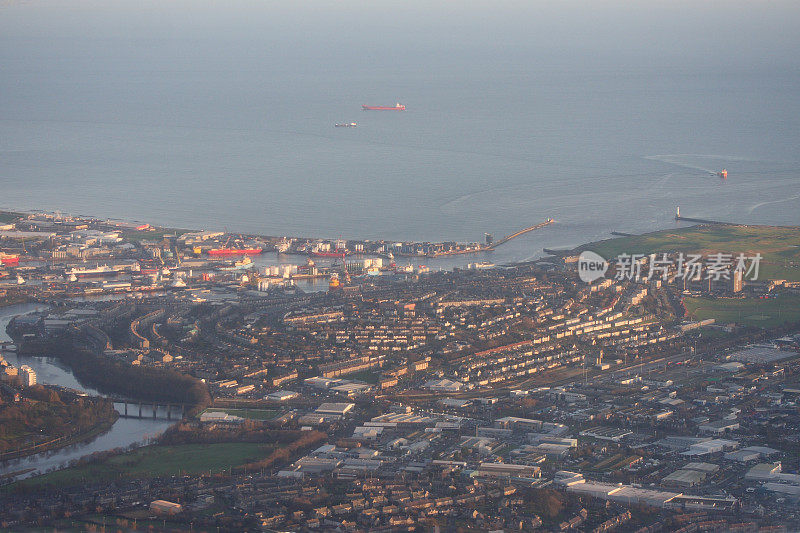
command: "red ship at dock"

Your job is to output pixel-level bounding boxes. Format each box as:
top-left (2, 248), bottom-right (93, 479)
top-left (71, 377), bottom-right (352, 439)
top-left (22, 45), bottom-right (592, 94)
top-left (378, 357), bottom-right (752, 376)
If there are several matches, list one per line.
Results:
top-left (207, 248), bottom-right (263, 256)
top-left (0, 253), bottom-right (20, 266)
top-left (310, 250), bottom-right (347, 258)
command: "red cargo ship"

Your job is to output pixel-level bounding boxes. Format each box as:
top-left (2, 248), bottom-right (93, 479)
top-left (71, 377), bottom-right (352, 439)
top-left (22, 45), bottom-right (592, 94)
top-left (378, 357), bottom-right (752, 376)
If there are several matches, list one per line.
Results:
top-left (0, 253), bottom-right (20, 266)
top-left (310, 250), bottom-right (347, 258)
top-left (208, 248), bottom-right (263, 256)
top-left (362, 103), bottom-right (405, 111)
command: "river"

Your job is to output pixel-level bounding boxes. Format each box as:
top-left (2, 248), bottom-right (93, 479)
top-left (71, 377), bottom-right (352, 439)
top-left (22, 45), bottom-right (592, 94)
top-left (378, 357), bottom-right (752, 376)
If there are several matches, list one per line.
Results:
top-left (0, 303), bottom-right (174, 480)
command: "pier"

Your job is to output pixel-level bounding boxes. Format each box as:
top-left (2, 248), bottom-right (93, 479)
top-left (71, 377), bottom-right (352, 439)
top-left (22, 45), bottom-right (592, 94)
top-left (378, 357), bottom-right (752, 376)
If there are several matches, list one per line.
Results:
top-left (674, 207), bottom-right (735, 226)
top-left (487, 218), bottom-right (554, 249)
top-left (431, 219), bottom-right (554, 257)
top-left (675, 215), bottom-right (735, 226)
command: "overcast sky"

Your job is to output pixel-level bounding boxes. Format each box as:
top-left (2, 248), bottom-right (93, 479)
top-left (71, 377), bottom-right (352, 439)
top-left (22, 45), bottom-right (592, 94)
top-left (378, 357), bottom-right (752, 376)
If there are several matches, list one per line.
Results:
top-left (2, 1), bottom-right (799, 72)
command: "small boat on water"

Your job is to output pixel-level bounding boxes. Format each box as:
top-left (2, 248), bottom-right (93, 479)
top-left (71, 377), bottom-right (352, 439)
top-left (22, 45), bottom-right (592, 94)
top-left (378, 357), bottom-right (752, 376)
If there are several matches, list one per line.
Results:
top-left (220, 256), bottom-right (255, 271)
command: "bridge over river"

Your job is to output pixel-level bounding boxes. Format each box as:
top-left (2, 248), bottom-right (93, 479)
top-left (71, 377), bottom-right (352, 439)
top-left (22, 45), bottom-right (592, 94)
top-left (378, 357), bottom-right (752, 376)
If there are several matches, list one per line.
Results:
top-left (110, 399), bottom-right (190, 420)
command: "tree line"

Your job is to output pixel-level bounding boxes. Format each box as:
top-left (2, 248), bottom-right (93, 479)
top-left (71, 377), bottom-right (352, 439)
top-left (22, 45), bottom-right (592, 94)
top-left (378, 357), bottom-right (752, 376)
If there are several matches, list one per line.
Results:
top-left (0, 386), bottom-right (117, 455)
top-left (44, 337), bottom-right (211, 417)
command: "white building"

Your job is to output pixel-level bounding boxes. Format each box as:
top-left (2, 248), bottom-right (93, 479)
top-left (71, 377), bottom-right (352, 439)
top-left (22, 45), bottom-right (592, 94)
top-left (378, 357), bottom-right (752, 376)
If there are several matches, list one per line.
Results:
top-left (682, 438), bottom-right (738, 456)
top-left (267, 390), bottom-right (299, 401)
top-left (315, 402), bottom-right (355, 417)
top-left (745, 462), bottom-right (782, 481)
top-left (423, 378), bottom-right (464, 392)
top-left (199, 411), bottom-right (244, 424)
top-left (353, 425), bottom-right (383, 441)
top-left (150, 500), bottom-right (183, 515)
top-left (19, 365), bottom-right (36, 387)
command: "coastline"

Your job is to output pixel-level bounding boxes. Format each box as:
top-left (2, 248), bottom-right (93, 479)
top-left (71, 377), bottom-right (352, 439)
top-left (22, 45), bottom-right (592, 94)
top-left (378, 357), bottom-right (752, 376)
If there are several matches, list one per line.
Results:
top-left (5, 206), bottom-right (799, 277)
top-left (0, 208), bottom-right (553, 260)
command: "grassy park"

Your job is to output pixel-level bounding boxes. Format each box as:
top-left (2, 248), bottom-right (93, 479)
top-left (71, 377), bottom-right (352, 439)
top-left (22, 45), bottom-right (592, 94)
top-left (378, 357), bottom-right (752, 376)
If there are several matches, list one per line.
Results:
top-left (116, 227), bottom-right (192, 243)
top-left (13, 442), bottom-right (275, 489)
top-left (345, 370), bottom-right (380, 384)
top-left (683, 294), bottom-right (800, 328)
top-left (201, 407), bottom-right (280, 420)
top-left (0, 211), bottom-right (23, 224)
top-left (582, 225), bottom-right (800, 281)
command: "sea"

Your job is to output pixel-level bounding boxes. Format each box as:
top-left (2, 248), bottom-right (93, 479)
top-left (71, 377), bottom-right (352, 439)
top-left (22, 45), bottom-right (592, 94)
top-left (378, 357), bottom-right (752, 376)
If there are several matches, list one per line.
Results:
top-left (2, 1), bottom-right (799, 265)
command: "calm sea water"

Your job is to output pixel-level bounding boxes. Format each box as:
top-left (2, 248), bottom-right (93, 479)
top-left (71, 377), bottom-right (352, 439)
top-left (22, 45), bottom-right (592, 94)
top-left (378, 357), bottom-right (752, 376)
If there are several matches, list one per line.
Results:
top-left (2, 1), bottom-right (799, 263)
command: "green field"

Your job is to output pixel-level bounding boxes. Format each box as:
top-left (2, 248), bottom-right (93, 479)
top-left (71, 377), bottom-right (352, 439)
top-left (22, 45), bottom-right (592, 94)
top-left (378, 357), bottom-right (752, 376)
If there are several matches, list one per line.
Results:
top-left (344, 370), bottom-right (380, 384)
top-left (117, 227), bottom-right (191, 243)
top-left (582, 225), bottom-right (800, 281)
top-left (0, 211), bottom-right (23, 224)
top-left (202, 407), bottom-right (279, 420)
top-left (682, 327), bottom-right (730, 340)
top-left (684, 294), bottom-right (800, 328)
top-left (14, 442), bottom-right (274, 489)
